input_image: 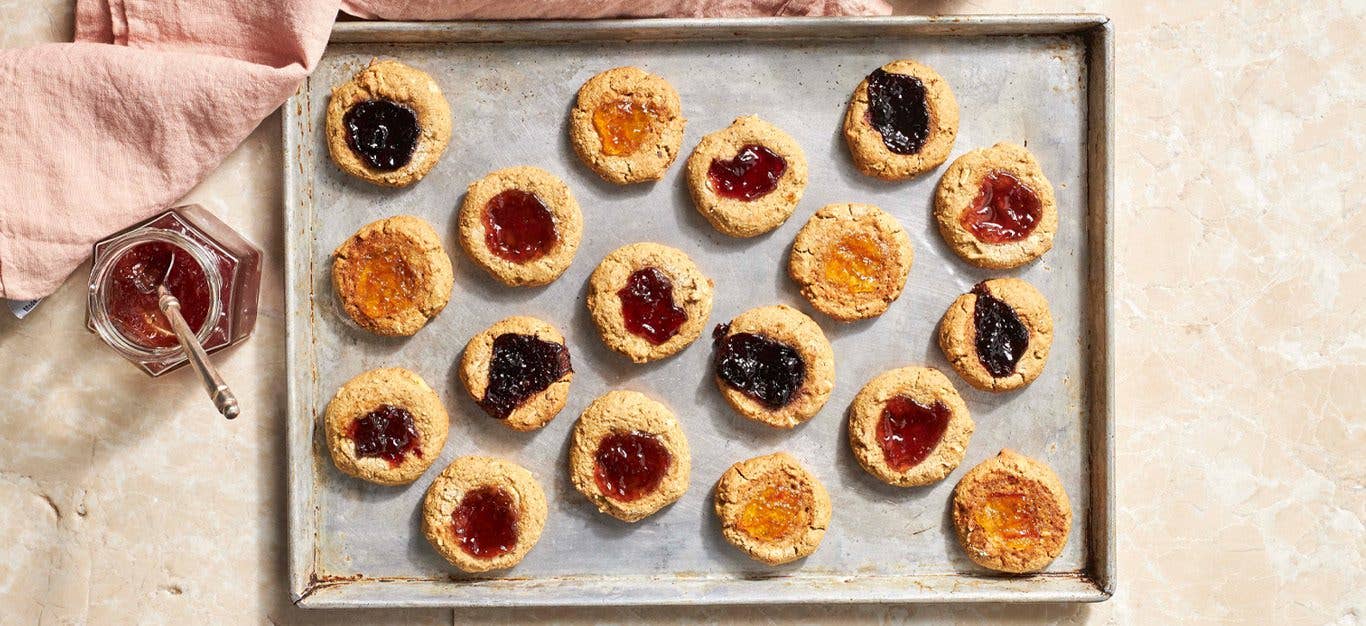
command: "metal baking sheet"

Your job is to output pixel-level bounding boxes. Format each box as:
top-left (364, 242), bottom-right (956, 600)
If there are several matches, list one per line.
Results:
top-left (285, 15), bottom-right (1114, 607)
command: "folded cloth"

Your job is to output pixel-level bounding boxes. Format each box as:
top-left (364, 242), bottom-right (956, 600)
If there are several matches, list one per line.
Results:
top-left (0, 0), bottom-right (888, 301)
top-left (341, 0), bottom-right (892, 19)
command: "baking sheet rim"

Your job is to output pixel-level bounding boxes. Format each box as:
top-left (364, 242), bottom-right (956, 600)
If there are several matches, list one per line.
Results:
top-left (283, 13), bottom-right (1115, 607)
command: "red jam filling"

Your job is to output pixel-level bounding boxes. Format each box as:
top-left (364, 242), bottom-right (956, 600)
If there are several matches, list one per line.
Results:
top-left (346, 404), bottom-right (421, 467)
top-left (706, 144), bottom-right (787, 201)
top-left (876, 396), bottom-right (951, 471)
top-left (106, 241), bottom-right (211, 349)
top-left (593, 431), bottom-right (672, 502)
top-left (961, 171), bottom-right (1042, 243)
top-left (617, 267), bottom-right (687, 345)
top-left (483, 189), bottom-right (557, 263)
top-left (451, 485), bottom-right (520, 559)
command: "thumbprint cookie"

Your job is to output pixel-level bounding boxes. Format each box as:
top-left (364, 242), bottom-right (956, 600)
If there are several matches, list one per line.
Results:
top-left (324, 367), bottom-right (450, 486)
top-left (938, 278), bottom-right (1053, 392)
top-left (848, 366), bottom-right (974, 487)
top-left (332, 215), bottom-right (454, 337)
top-left (843, 59), bottom-right (958, 180)
top-left (788, 202), bottom-right (914, 321)
top-left (935, 142), bottom-right (1058, 269)
top-left (325, 59), bottom-right (452, 187)
top-left (686, 115), bottom-right (808, 238)
top-left (952, 449), bottom-right (1072, 574)
top-left (459, 316), bottom-right (572, 432)
top-left (569, 391), bottom-right (691, 522)
top-left (586, 242), bottom-right (714, 363)
top-left (569, 66), bottom-right (686, 184)
top-left (712, 305), bottom-right (835, 429)
top-left (714, 452), bottom-right (831, 565)
top-left (457, 166), bottom-right (584, 287)
top-left (422, 456), bottom-right (548, 573)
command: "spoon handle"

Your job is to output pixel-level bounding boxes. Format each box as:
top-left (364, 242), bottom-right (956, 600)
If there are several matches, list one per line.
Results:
top-left (158, 286), bottom-right (240, 419)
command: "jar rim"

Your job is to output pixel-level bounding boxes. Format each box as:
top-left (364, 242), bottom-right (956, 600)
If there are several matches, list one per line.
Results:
top-left (87, 229), bottom-right (224, 361)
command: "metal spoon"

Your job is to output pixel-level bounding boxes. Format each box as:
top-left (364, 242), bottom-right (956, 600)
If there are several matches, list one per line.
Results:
top-left (154, 255), bottom-right (240, 419)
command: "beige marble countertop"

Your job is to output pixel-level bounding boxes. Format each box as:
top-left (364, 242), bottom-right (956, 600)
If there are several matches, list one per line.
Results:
top-left (2, 1), bottom-right (1361, 623)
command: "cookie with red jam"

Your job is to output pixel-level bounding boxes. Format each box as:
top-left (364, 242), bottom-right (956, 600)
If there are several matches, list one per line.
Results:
top-left (935, 143), bottom-right (1058, 269)
top-left (324, 367), bottom-right (450, 485)
top-left (586, 242), bottom-right (714, 363)
top-left (847, 366), bottom-right (974, 487)
top-left (457, 166), bottom-right (584, 287)
top-left (422, 456), bottom-right (548, 573)
top-left (685, 115), bottom-right (809, 238)
top-left (569, 391), bottom-right (691, 522)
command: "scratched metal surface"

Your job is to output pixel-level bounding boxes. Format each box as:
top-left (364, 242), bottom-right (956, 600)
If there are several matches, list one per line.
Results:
top-left (284, 16), bottom-right (1113, 607)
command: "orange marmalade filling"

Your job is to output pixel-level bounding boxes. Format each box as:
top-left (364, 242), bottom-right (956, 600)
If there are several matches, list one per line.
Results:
top-left (352, 238), bottom-right (420, 319)
top-left (821, 232), bottom-right (888, 294)
top-left (975, 492), bottom-right (1042, 541)
top-left (737, 482), bottom-right (808, 542)
top-left (592, 97), bottom-right (658, 156)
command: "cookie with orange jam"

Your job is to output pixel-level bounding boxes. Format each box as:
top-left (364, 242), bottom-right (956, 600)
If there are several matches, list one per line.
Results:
top-left (714, 452), bottom-right (831, 565)
top-left (569, 67), bottom-right (686, 184)
top-left (332, 215), bottom-right (454, 336)
top-left (934, 143), bottom-right (1058, 269)
top-left (952, 449), bottom-right (1072, 573)
top-left (788, 203), bottom-right (914, 321)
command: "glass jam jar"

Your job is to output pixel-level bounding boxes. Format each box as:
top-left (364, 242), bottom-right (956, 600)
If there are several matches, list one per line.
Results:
top-left (87, 205), bottom-right (261, 376)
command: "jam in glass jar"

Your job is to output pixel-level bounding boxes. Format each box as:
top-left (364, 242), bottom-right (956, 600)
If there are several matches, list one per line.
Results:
top-left (86, 204), bottom-right (261, 376)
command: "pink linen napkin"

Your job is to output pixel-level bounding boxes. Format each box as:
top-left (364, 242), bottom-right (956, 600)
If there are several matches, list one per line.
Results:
top-left (342, 0), bottom-right (893, 19)
top-left (0, 0), bottom-right (888, 301)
